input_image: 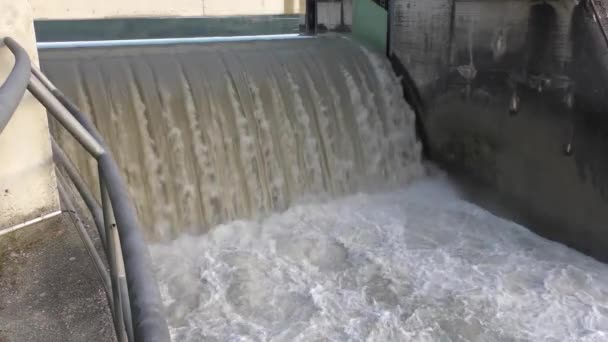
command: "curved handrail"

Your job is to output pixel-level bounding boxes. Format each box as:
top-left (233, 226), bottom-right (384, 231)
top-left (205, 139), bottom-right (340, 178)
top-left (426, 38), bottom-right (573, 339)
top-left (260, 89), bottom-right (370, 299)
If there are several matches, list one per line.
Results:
top-left (0, 37), bottom-right (170, 342)
top-left (51, 138), bottom-right (107, 249)
top-left (32, 66), bottom-right (170, 341)
top-left (33, 68), bottom-right (170, 342)
top-left (0, 37), bottom-right (31, 134)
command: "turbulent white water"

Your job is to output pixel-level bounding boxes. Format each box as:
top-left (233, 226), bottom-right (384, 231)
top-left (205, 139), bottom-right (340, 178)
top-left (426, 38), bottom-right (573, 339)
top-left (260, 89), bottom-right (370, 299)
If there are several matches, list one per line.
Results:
top-left (151, 178), bottom-right (608, 342)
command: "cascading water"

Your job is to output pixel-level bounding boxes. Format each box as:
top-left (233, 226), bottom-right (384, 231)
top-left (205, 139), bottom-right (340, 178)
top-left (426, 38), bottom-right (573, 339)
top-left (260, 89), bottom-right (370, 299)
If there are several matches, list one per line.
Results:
top-left (42, 36), bottom-right (423, 240)
top-left (41, 36), bottom-right (608, 341)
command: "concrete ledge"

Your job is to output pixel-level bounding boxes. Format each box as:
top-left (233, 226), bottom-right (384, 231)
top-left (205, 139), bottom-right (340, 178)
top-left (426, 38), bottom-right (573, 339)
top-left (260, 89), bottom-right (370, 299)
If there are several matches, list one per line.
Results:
top-left (0, 214), bottom-right (114, 342)
top-left (0, 1), bottom-right (60, 231)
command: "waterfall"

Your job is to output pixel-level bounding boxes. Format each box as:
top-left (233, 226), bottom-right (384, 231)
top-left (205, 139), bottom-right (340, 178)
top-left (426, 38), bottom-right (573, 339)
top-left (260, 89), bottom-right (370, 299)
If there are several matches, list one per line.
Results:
top-left (41, 36), bottom-right (423, 240)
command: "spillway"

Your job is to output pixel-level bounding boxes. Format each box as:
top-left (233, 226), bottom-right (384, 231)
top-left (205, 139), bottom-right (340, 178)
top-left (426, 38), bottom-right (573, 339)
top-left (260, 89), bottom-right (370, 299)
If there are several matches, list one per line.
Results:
top-left (40, 35), bottom-right (608, 340)
top-left (41, 36), bottom-right (423, 240)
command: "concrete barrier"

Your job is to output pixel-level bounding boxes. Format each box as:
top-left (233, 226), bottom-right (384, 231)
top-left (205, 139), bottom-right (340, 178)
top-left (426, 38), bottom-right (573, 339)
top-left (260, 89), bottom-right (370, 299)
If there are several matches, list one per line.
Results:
top-left (0, 1), bottom-right (59, 230)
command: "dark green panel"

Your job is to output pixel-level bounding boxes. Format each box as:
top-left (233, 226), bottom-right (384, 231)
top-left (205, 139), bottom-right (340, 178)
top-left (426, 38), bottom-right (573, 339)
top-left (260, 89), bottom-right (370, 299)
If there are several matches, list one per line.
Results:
top-left (352, 0), bottom-right (388, 53)
top-left (35, 16), bottom-right (301, 42)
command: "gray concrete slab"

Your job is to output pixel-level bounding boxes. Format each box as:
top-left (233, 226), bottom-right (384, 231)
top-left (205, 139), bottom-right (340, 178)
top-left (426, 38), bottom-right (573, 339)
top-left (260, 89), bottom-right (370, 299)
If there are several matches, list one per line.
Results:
top-left (0, 215), bottom-right (115, 342)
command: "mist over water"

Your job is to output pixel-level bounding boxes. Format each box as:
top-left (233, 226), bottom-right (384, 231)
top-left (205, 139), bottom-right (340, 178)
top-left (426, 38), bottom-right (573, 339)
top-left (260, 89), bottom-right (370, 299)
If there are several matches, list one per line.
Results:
top-left (151, 178), bottom-right (608, 341)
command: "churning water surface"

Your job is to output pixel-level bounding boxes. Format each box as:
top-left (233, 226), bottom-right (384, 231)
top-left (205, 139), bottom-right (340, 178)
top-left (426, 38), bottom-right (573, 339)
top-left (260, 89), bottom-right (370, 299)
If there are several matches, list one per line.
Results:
top-left (151, 177), bottom-right (608, 342)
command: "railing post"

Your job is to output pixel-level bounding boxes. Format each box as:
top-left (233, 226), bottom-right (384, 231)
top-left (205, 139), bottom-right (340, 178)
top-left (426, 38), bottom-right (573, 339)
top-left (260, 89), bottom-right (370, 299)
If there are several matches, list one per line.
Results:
top-left (27, 76), bottom-right (105, 158)
top-left (0, 37), bottom-right (31, 134)
top-left (100, 171), bottom-right (128, 342)
top-left (115, 235), bottom-right (135, 342)
top-left (306, 0), bottom-right (317, 35)
top-left (56, 177), bottom-right (112, 301)
top-left (52, 138), bottom-right (107, 249)
top-left (98, 156), bottom-right (170, 342)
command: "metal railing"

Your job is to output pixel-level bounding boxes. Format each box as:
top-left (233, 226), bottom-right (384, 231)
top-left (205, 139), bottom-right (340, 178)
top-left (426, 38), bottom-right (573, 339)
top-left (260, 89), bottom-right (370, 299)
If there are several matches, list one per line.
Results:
top-left (0, 37), bottom-right (170, 342)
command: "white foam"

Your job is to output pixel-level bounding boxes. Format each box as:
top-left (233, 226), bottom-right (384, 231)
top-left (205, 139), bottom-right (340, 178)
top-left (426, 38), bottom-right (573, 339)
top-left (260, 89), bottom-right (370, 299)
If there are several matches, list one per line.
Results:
top-left (151, 178), bottom-right (608, 341)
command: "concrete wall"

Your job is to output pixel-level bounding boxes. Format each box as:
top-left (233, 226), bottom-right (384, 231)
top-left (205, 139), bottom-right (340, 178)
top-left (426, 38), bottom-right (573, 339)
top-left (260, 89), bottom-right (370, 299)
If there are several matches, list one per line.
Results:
top-left (389, 0), bottom-right (452, 95)
top-left (30, 0), bottom-right (304, 20)
top-left (317, 0), bottom-right (353, 30)
top-left (0, 1), bottom-right (59, 229)
top-left (389, 0), bottom-right (608, 262)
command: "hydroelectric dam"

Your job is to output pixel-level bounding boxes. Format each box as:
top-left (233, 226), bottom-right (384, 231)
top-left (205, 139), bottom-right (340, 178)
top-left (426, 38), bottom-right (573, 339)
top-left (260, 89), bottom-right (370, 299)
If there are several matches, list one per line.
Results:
top-left (2, 1), bottom-right (608, 341)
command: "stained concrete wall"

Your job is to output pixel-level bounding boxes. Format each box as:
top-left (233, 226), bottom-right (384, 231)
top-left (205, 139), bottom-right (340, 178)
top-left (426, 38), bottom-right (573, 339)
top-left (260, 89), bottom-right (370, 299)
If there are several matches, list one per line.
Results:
top-left (0, 1), bottom-right (59, 229)
top-left (317, 0), bottom-right (353, 30)
top-left (30, 0), bottom-right (304, 20)
top-left (390, 0), bottom-right (608, 262)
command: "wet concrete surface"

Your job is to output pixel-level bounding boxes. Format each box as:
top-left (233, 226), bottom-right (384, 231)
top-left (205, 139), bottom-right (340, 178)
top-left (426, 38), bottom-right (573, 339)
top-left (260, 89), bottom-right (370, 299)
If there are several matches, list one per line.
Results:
top-left (0, 214), bottom-right (115, 342)
top-left (424, 86), bottom-right (608, 262)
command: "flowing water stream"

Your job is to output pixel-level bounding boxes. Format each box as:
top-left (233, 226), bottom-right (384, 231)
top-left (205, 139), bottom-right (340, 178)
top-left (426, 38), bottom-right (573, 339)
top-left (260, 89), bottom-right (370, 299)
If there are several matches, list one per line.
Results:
top-left (41, 36), bottom-right (608, 341)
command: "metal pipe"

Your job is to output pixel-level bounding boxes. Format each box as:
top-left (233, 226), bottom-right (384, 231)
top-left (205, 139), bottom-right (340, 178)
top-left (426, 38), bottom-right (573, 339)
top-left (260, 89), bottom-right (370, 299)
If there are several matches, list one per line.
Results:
top-left (386, 0), bottom-right (392, 57)
top-left (52, 138), bottom-right (107, 249)
top-left (0, 37), bottom-right (31, 134)
top-left (37, 34), bottom-right (309, 50)
top-left (99, 156), bottom-right (170, 342)
top-left (31, 65), bottom-right (57, 91)
top-left (0, 210), bottom-right (62, 237)
top-left (114, 233), bottom-right (135, 342)
top-left (119, 276), bottom-right (135, 342)
top-left (27, 76), bottom-right (105, 158)
top-left (100, 176), bottom-right (128, 342)
top-left (36, 71), bottom-right (170, 342)
top-left (306, 0), bottom-right (317, 35)
top-left (57, 178), bottom-right (112, 302)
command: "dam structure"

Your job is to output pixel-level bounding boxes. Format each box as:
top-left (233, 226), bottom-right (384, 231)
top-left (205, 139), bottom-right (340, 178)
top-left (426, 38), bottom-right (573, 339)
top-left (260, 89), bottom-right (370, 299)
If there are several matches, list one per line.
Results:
top-left (2, 1), bottom-right (608, 341)
top-left (42, 37), bottom-right (423, 240)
